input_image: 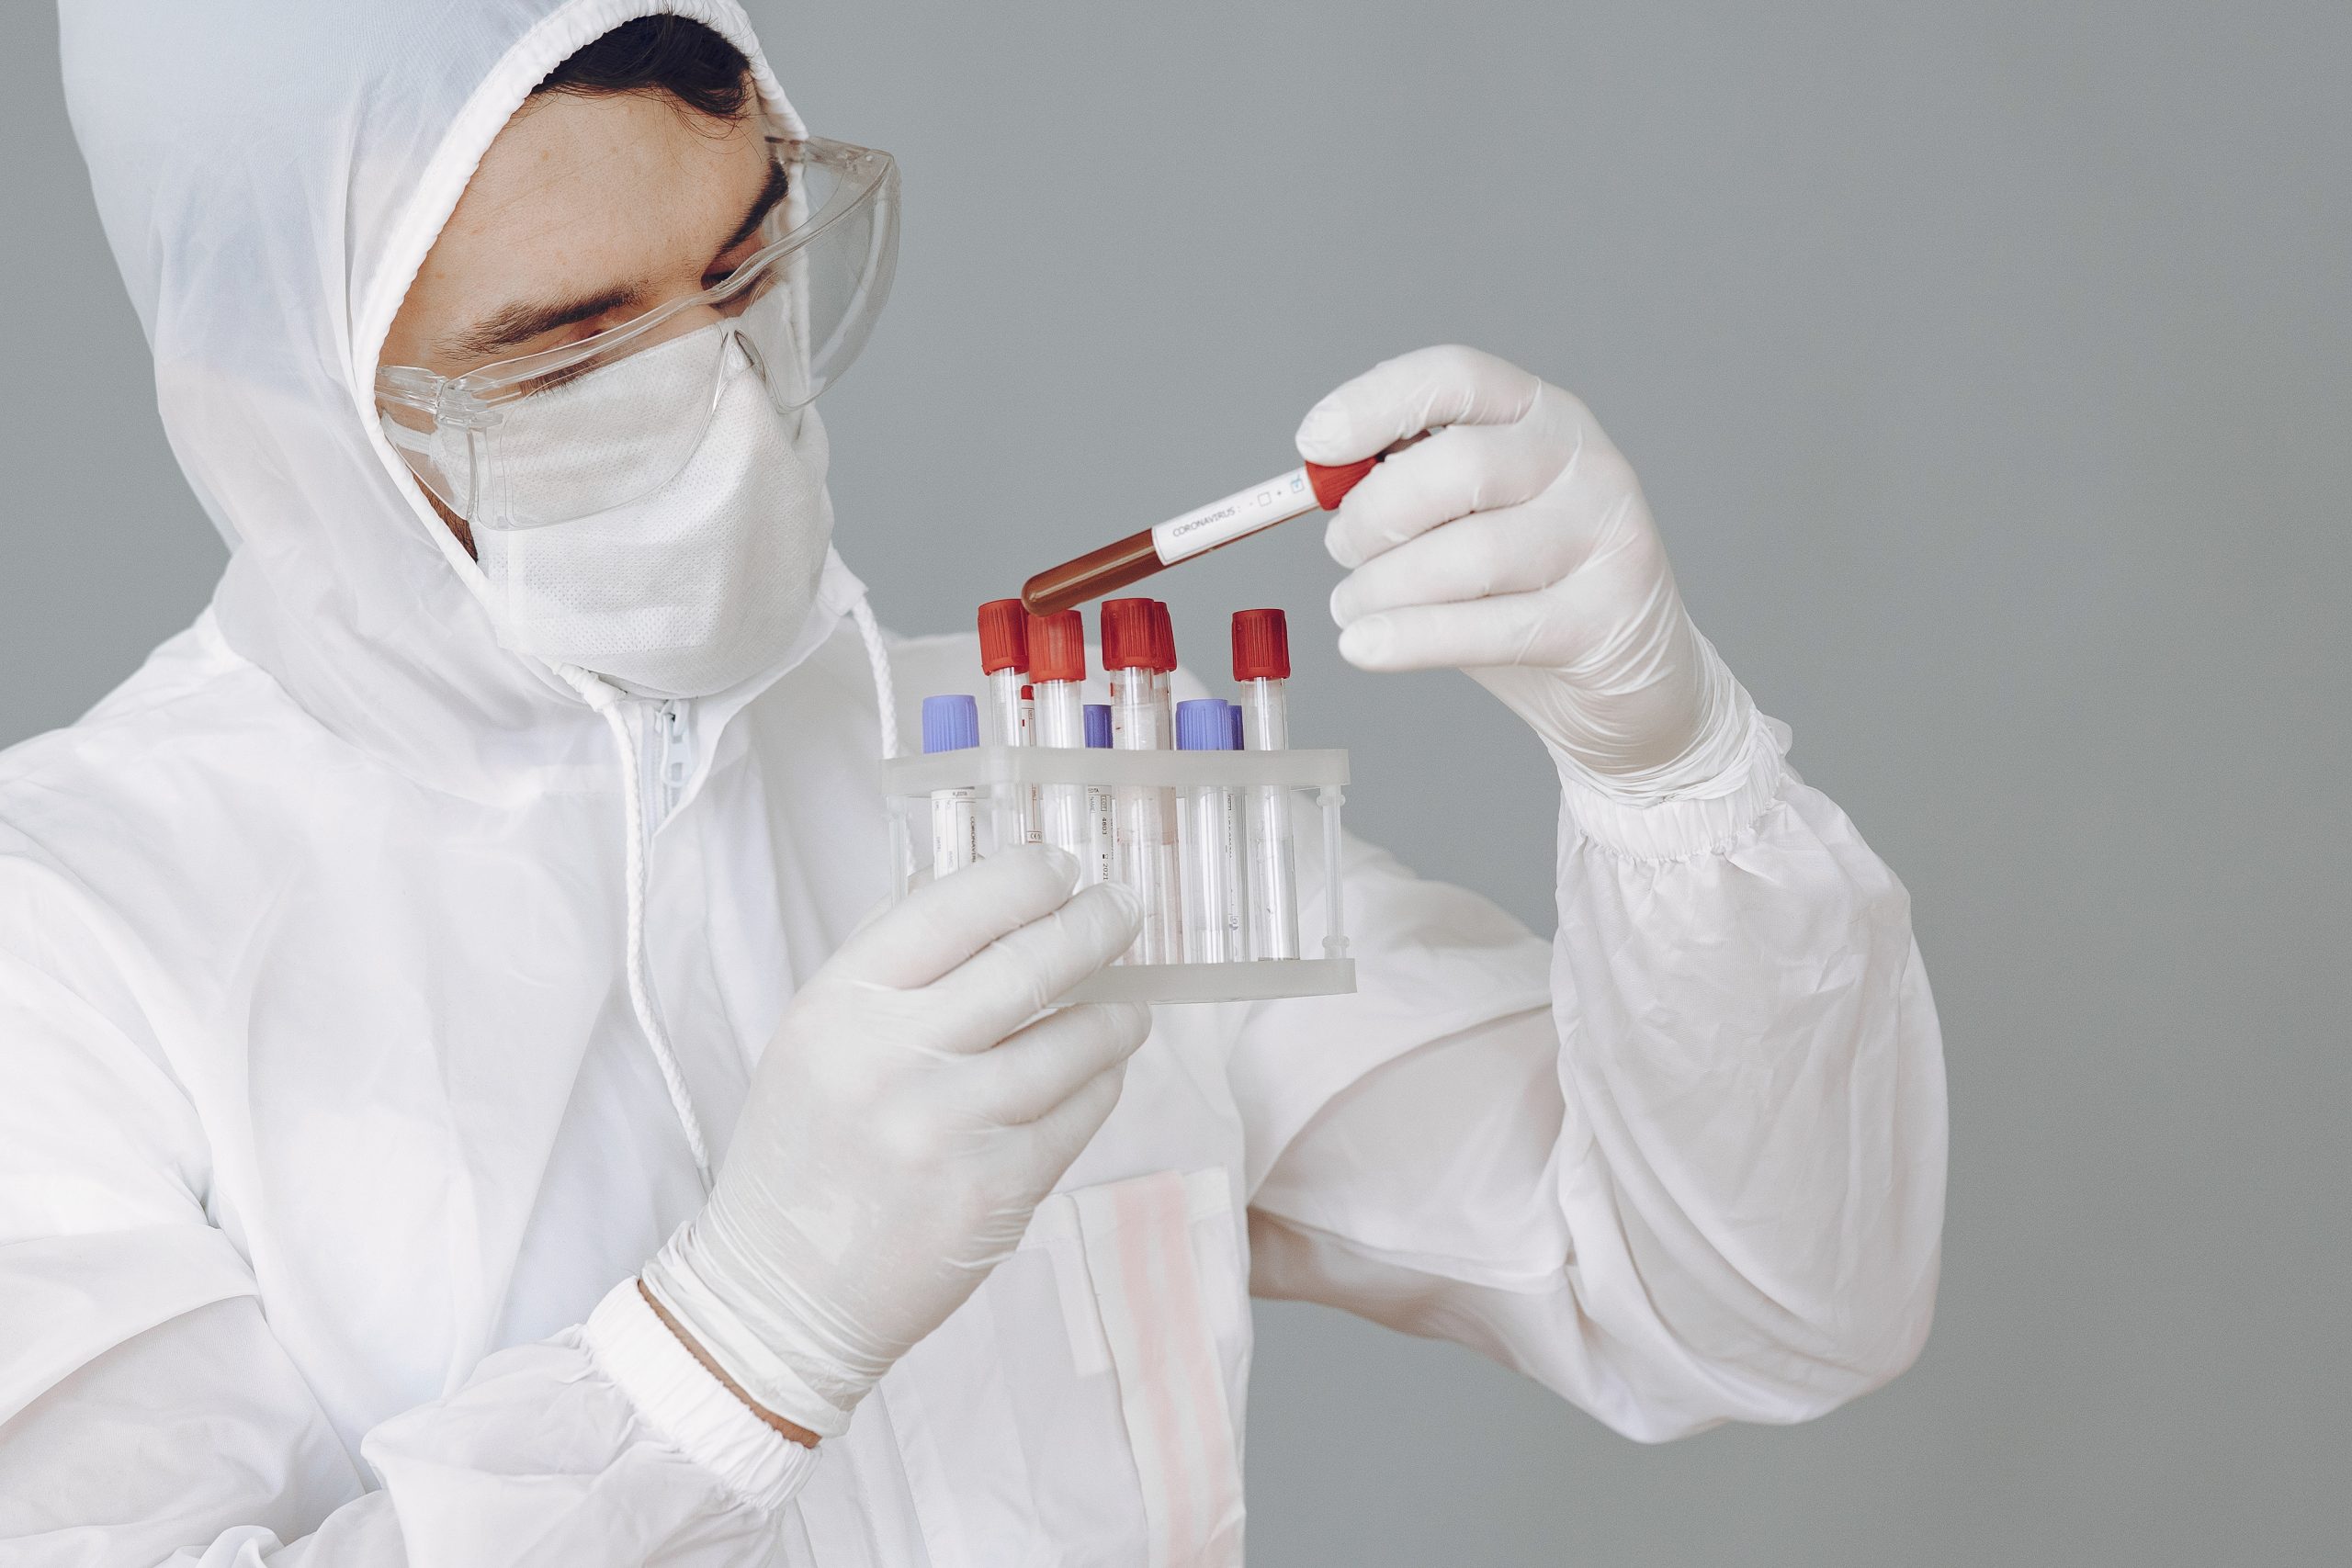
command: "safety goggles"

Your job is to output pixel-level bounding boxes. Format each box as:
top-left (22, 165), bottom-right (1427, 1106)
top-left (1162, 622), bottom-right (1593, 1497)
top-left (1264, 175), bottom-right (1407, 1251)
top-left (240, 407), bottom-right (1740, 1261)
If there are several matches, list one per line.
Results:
top-left (375, 131), bottom-right (898, 530)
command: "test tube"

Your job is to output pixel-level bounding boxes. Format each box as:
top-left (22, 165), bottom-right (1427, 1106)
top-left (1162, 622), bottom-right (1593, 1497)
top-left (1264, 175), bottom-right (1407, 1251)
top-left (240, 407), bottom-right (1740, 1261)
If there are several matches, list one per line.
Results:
top-left (1226, 699), bottom-right (1252, 955)
top-left (1102, 598), bottom-right (1179, 963)
top-left (977, 600), bottom-right (1040, 846)
top-left (1026, 610), bottom-right (1092, 879)
top-left (921, 694), bottom-right (980, 880)
top-left (1020, 437), bottom-right (1430, 616)
top-left (1233, 609), bottom-right (1300, 960)
top-left (1148, 603), bottom-right (1185, 957)
top-left (1175, 698), bottom-right (1244, 964)
top-left (1084, 704), bottom-right (1115, 889)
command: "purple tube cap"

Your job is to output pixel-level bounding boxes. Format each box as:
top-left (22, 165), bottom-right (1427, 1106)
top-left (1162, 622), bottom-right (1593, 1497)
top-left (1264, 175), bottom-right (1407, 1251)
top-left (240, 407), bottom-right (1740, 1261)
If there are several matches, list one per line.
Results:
top-left (1084, 704), bottom-right (1113, 749)
top-left (922, 694), bottom-right (980, 753)
top-left (1175, 697), bottom-right (1234, 751)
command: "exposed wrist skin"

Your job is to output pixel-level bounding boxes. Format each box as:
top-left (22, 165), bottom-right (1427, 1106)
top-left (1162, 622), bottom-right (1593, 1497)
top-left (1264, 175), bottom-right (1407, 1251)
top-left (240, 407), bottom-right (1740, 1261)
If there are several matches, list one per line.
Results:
top-left (638, 1279), bottom-right (820, 1449)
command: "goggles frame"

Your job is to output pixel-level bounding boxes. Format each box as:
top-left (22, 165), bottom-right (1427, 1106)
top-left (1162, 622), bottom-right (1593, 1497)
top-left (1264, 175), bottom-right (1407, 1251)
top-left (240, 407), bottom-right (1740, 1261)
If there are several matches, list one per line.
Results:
top-left (375, 130), bottom-right (898, 434)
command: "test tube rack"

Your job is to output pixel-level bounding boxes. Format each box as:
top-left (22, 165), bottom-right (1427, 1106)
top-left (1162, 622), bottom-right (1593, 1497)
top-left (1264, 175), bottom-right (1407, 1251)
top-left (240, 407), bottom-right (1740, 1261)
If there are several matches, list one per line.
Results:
top-left (881, 744), bottom-right (1356, 1005)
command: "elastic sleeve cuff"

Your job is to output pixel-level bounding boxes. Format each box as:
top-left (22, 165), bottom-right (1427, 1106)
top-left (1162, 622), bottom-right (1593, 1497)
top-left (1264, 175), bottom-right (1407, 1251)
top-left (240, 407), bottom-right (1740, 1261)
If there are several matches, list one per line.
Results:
top-left (639, 1226), bottom-right (857, 1438)
top-left (583, 1279), bottom-right (820, 1515)
top-left (1558, 714), bottom-right (1792, 861)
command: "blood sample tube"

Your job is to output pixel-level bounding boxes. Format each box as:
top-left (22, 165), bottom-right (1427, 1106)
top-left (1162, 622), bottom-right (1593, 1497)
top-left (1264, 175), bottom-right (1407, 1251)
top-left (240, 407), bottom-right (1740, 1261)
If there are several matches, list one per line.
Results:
top-left (1175, 698), bottom-right (1244, 964)
top-left (1020, 436), bottom-right (1430, 615)
top-left (1027, 610), bottom-right (1092, 878)
top-left (977, 600), bottom-right (1039, 848)
top-left (1102, 599), bottom-right (1179, 963)
top-left (1233, 609), bottom-right (1300, 960)
top-left (921, 694), bottom-right (980, 880)
top-left (1084, 703), bottom-right (1115, 889)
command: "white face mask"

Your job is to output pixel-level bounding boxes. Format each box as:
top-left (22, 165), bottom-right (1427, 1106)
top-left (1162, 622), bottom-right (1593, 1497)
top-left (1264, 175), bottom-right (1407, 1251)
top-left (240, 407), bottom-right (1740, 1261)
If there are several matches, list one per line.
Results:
top-left (469, 322), bottom-right (833, 701)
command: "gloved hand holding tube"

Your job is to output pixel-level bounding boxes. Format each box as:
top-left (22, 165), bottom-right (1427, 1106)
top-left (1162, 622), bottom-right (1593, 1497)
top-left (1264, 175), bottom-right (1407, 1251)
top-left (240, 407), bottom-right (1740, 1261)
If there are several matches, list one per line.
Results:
top-left (1302, 344), bottom-right (1758, 801)
top-left (639, 847), bottom-right (1148, 1439)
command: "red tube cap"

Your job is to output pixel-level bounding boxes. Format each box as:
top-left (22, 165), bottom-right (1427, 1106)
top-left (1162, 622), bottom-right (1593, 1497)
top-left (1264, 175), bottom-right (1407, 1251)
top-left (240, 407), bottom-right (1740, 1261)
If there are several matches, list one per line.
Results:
top-left (1306, 457), bottom-right (1379, 512)
top-left (1147, 601), bottom-right (1177, 672)
top-left (1101, 598), bottom-right (1155, 671)
top-left (978, 599), bottom-right (1029, 674)
top-left (1028, 609), bottom-right (1088, 684)
top-left (1231, 608), bottom-right (1290, 681)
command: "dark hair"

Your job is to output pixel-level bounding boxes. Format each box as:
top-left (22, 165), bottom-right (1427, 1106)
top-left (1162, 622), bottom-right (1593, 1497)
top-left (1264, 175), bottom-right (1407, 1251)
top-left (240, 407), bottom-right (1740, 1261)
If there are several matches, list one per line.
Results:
top-left (533, 15), bottom-right (754, 121)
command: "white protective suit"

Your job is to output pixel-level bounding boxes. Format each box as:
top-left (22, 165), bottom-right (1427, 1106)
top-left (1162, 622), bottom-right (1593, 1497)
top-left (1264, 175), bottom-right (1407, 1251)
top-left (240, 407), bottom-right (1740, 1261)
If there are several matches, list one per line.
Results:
top-left (0, 1), bottom-right (1947, 1562)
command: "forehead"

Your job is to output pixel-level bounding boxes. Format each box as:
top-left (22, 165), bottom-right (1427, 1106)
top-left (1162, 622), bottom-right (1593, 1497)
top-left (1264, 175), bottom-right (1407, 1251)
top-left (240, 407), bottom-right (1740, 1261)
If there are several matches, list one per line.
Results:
top-left (425, 92), bottom-right (770, 288)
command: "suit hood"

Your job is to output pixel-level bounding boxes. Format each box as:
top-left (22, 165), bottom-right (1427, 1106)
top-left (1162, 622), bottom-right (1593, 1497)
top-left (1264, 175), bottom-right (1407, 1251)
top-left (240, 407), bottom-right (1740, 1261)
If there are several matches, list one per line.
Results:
top-left (61, 0), bottom-right (863, 800)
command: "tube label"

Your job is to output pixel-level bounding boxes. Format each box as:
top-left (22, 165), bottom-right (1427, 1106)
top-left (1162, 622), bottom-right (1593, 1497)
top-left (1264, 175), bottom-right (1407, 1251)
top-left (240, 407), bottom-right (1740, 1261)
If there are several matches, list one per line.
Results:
top-left (1151, 468), bottom-right (1317, 565)
top-left (931, 787), bottom-right (978, 880)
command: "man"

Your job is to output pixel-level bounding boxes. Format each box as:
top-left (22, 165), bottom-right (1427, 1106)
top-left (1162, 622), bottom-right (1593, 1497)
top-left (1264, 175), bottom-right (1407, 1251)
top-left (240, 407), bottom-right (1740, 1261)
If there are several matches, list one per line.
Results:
top-left (0, 3), bottom-right (1945, 1562)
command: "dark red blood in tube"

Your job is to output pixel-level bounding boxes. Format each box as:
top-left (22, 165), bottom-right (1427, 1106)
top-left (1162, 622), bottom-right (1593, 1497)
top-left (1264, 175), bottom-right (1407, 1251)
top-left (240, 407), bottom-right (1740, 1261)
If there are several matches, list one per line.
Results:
top-left (1022, 528), bottom-right (1161, 616)
top-left (1020, 438), bottom-right (1412, 615)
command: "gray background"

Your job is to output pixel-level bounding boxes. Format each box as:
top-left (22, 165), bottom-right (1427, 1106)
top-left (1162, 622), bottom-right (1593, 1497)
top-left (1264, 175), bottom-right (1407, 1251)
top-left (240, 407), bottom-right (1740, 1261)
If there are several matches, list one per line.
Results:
top-left (6, 1), bottom-right (2346, 1562)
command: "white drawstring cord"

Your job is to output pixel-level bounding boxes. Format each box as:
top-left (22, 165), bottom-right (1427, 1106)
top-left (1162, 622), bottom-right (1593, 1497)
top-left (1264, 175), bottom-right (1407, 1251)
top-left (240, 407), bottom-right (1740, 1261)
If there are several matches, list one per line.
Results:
top-left (850, 597), bottom-right (899, 761)
top-left (566, 670), bottom-right (716, 1192)
top-left (559, 599), bottom-right (889, 1195)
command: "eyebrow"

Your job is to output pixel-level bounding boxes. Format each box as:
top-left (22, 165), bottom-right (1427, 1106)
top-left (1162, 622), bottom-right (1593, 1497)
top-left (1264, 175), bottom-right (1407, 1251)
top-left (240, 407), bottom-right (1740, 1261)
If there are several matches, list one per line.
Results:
top-left (718, 155), bottom-right (793, 258)
top-left (440, 154), bottom-right (792, 362)
top-left (445, 286), bottom-right (647, 360)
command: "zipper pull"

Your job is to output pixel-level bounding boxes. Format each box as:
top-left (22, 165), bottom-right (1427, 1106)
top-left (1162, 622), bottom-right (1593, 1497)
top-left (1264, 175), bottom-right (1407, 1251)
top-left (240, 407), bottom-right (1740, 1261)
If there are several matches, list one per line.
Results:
top-left (660, 701), bottom-right (693, 818)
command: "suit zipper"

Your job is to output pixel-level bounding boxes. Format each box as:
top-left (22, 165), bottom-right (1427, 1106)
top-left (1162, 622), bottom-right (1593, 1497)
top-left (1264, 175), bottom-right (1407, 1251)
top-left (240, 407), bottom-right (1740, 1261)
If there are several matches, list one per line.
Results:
top-left (659, 700), bottom-right (693, 822)
top-left (640, 697), bottom-right (694, 852)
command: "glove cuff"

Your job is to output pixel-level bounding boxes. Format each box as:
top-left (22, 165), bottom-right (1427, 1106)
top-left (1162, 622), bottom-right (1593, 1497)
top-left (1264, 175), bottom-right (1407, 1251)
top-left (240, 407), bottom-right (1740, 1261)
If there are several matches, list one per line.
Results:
top-left (1559, 710), bottom-right (1790, 861)
top-left (1546, 626), bottom-right (1758, 806)
top-left (640, 1218), bottom-right (864, 1440)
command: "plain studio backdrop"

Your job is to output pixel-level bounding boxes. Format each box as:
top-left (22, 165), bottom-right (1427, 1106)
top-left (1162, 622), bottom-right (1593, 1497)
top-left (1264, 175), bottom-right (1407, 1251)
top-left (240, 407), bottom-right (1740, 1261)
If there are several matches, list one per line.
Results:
top-left (5, 3), bottom-right (2346, 1562)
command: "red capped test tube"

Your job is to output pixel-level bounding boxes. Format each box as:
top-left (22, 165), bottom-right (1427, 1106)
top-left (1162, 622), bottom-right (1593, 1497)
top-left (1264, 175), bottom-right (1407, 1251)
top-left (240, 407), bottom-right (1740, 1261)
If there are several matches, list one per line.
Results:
top-left (1026, 609), bottom-right (1100, 882)
top-left (977, 599), bottom-right (1040, 847)
top-left (1102, 599), bottom-right (1180, 962)
top-left (1233, 608), bottom-right (1300, 959)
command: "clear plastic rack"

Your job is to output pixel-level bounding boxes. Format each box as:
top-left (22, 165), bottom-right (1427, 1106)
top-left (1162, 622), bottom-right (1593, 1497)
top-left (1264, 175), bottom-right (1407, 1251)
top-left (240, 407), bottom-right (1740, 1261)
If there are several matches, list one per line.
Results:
top-left (882, 744), bottom-right (1354, 1005)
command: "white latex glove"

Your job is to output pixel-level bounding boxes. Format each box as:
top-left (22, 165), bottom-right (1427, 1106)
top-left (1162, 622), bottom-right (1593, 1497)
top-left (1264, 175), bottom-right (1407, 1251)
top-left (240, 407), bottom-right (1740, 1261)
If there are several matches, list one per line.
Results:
top-left (641, 847), bottom-right (1148, 1438)
top-left (1301, 345), bottom-right (1757, 801)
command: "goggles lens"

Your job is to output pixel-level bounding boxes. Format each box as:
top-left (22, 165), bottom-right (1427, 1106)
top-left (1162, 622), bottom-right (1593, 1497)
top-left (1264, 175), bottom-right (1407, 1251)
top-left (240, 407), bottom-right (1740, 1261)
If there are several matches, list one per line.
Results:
top-left (377, 134), bottom-right (898, 530)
